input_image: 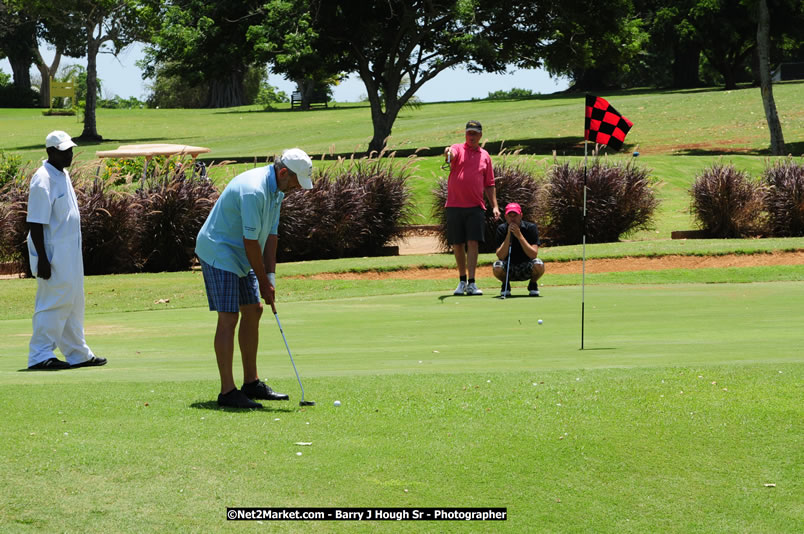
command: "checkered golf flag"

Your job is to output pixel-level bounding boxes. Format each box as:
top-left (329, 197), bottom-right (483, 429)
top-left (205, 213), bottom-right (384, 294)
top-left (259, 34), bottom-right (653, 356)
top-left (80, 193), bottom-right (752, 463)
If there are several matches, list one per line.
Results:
top-left (584, 94), bottom-right (633, 150)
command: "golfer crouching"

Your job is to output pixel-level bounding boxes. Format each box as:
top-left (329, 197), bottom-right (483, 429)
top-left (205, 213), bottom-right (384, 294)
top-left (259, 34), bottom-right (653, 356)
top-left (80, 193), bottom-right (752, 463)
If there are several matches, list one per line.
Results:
top-left (195, 149), bottom-right (313, 409)
top-left (493, 203), bottom-right (545, 297)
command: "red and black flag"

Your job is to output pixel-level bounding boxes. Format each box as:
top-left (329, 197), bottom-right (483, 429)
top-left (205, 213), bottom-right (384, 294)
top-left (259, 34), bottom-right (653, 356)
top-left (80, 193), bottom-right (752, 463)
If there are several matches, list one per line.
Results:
top-left (584, 94), bottom-right (633, 150)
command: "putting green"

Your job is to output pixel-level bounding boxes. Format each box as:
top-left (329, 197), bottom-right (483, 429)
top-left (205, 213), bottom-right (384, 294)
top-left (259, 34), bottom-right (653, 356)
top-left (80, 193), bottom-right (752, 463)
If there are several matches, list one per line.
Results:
top-left (2, 282), bottom-right (800, 385)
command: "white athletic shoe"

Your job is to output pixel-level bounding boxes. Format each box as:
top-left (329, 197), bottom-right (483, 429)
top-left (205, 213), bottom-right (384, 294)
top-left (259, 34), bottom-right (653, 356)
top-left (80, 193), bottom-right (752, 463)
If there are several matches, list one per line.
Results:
top-left (466, 282), bottom-right (483, 296)
top-left (529, 288), bottom-right (540, 297)
top-left (453, 280), bottom-right (467, 295)
top-left (500, 289), bottom-right (512, 298)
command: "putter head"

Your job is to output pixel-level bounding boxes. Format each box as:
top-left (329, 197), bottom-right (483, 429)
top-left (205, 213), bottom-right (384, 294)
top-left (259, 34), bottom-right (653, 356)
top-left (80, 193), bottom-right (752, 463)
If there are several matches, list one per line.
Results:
top-left (299, 400), bottom-right (316, 407)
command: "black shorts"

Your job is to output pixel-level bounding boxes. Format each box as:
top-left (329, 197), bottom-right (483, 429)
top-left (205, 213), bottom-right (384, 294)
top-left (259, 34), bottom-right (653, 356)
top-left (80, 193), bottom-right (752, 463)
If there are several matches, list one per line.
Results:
top-left (446, 207), bottom-right (486, 244)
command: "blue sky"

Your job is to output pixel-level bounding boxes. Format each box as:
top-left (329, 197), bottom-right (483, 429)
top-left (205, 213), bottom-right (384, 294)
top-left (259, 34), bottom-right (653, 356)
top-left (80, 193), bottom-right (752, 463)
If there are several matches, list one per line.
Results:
top-left (1, 43), bottom-right (569, 103)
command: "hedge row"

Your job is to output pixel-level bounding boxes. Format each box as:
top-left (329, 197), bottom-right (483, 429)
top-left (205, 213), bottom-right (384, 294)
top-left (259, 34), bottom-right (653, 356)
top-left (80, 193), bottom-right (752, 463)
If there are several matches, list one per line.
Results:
top-left (433, 157), bottom-right (659, 249)
top-left (691, 159), bottom-right (804, 238)
top-left (0, 159), bottom-right (218, 276)
top-left (0, 155), bottom-right (413, 275)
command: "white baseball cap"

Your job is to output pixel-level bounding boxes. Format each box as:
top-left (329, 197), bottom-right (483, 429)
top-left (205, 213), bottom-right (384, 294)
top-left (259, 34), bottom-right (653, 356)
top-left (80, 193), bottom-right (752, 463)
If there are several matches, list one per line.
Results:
top-left (280, 148), bottom-right (313, 189)
top-left (45, 130), bottom-right (77, 151)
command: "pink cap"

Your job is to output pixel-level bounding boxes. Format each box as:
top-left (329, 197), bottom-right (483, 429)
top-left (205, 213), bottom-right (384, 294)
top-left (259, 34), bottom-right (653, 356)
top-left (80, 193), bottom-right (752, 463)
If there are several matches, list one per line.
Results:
top-left (504, 202), bottom-right (522, 215)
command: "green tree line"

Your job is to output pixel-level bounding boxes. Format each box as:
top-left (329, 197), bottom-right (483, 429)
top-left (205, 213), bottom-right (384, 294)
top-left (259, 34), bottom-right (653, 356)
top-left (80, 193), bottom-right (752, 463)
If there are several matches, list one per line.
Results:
top-left (2, 0), bottom-right (802, 153)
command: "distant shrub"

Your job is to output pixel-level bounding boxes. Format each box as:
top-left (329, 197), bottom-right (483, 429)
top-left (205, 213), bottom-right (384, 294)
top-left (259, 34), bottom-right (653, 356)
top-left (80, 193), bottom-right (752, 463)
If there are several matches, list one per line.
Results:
top-left (433, 156), bottom-right (546, 252)
top-left (544, 160), bottom-right (658, 245)
top-left (0, 85), bottom-right (39, 108)
top-left (255, 84), bottom-right (289, 109)
top-left (278, 156), bottom-right (413, 261)
top-left (98, 96), bottom-right (146, 109)
top-left (762, 159), bottom-right (804, 237)
top-left (690, 163), bottom-right (765, 238)
top-left (482, 88), bottom-right (536, 100)
top-left (0, 151), bottom-right (28, 189)
top-left (134, 161), bottom-right (219, 272)
top-left (100, 156), bottom-right (168, 185)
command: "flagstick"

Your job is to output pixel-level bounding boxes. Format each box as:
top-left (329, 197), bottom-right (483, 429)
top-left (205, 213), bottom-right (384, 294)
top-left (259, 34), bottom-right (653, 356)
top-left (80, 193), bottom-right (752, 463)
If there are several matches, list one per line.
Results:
top-left (581, 140), bottom-right (588, 350)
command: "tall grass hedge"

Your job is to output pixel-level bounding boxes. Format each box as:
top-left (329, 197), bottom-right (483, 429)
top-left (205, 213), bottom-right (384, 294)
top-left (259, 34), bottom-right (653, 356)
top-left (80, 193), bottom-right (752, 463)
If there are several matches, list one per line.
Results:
top-left (277, 155), bottom-right (413, 261)
top-left (433, 158), bottom-right (658, 249)
top-left (762, 159), bottom-right (804, 237)
top-left (0, 159), bottom-right (219, 275)
top-left (543, 160), bottom-right (658, 245)
top-left (690, 159), bottom-right (804, 238)
top-left (690, 163), bottom-right (765, 238)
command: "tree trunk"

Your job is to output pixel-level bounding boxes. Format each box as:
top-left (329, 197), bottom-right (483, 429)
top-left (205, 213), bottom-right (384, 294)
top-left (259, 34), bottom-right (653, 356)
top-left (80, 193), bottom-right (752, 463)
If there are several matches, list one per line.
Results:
top-left (367, 99), bottom-right (401, 155)
top-left (672, 41), bottom-right (701, 89)
top-left (293, 78), bottom-right (315, 110)
top-left (34, 49), bottom-right (62, 108)
top-left (757, 0), bottom-right (785, 155)
top-left (205, 71), bottom-right (247, 108)
top-left (79, 34), bottom-right (102, 141)
top-left (7, 52), bottom-right (32, 91)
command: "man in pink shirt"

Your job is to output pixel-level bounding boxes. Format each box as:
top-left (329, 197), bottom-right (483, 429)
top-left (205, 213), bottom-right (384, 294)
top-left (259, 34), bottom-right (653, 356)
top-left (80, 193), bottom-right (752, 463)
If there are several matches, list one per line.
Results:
top-left (443, 120), bottom-right (500, 295)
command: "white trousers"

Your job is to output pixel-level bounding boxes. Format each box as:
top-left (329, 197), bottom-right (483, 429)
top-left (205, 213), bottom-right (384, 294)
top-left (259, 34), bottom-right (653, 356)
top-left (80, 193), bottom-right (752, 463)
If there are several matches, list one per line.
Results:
top-left (28, 237), bottom-right (94, 366)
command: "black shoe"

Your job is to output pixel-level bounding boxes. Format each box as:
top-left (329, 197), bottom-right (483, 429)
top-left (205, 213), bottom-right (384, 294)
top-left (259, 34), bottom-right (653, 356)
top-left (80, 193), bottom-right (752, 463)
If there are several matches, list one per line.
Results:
top-left (500, 283), bottom-right (512, 298)
top-left (70, 356), bottom-right (108, 369)
top-left (217, 388), bottom-right (263, 409)
top-left (28, 357), bottom-right (71, 371)
top-left (242, 379), bottom-right (289, 401)
top-left (528, 282), bottom-right (540, 297)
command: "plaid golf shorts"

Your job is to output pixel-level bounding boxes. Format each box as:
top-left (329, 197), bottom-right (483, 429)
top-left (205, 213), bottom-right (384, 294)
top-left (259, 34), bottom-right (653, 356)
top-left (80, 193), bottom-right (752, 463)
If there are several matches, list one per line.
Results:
top-left (493, 258), bottom-right (543, 281)
top-left (200, 260), bottom-right (260, 313)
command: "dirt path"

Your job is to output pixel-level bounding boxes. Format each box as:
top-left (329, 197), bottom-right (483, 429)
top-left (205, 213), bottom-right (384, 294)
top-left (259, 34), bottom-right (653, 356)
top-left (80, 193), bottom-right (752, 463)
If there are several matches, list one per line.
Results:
top-left (294, 251), bottom-right (804, 280)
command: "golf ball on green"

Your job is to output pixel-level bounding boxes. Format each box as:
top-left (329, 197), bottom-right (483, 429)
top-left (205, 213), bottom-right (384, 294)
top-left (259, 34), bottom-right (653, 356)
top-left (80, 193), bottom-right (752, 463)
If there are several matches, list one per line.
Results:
top-left (334, 400), bottom-right (341, 407)
top-left (538, 319), bottom-right (543, 325)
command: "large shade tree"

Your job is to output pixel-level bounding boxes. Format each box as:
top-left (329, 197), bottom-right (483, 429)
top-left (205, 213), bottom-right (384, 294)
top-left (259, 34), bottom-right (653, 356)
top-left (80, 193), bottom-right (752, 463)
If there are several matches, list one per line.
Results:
top-left (247, 0), bottom-right (351, 110)
top-left (538, 0), bottom-right (647, 90)
top-left (308, 0), bottom-right (551, 154)
top-left (143, 1), bottom-right (264, 109)
top-left (0, 2), bottom-right (37, 93)
top-left (66, 0), bottom-right (157, 140)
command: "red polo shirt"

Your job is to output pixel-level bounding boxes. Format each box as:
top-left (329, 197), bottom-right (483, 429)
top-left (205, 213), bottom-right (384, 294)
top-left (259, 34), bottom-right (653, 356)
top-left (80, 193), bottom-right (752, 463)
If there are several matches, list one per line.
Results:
top-left (445, 142), bottom-right (495, 209)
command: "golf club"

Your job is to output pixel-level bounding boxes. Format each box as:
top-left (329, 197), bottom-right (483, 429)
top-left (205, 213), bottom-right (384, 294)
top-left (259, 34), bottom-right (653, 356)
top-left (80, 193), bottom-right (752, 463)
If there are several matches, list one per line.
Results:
top-left (271, 303), bottom-right (315, 407)
top-left (502, 242), bottom-right (512, 299)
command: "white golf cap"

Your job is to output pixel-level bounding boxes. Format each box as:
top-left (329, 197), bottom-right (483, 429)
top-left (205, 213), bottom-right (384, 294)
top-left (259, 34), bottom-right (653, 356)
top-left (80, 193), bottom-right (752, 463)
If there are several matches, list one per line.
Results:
top-left (45, 130), bottom-right (77, 151)
top-left (281, 148), bottom-right (313, 189)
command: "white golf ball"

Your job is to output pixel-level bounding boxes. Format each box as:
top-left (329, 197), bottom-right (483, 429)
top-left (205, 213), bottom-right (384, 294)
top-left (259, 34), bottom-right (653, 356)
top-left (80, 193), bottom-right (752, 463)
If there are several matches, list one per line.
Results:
top-left (333, 400), bottom-right (341, 407)
top-left (538, 319), bottom-right (543, 325)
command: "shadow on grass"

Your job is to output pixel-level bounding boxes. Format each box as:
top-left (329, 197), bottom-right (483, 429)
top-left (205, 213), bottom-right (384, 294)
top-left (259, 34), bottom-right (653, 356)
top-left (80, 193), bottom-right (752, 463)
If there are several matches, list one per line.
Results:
top-left (7, 136), bottom-right (205, 152)
top-left (673, 141), bottom-right (804, 157)
top-left (190, 400), bottom-right (296, 413)
top-left (212, 104), bottom-right (371, 115)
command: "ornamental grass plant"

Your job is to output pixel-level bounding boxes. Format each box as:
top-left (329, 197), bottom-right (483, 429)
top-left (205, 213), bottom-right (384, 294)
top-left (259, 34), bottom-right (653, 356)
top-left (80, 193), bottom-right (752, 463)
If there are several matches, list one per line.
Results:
top-left (690, 163), bottom-right (765, 238)
top-left (277, 154), bottom-right (413, 261)
top-left (762, 158), bottom-right (804, 237)
top-left (541, 159), bottom-right (658, 245)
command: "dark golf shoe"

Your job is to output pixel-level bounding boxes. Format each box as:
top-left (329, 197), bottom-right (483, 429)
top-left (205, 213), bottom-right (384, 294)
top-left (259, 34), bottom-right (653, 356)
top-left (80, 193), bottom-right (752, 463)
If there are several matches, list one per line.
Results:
top-left (70, 356), bottom-right (108, 369)
top-left (28, 357), bottom-right (71, 371)
top-left (217, 388), bottom-right (263, 409)
top-left (242, 380), bottom-right (289, 401)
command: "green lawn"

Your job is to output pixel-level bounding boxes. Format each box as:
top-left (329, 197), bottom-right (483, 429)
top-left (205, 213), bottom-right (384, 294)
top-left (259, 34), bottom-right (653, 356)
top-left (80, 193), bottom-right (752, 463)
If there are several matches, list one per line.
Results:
top-left (1, 278), bottom-right (801, 532)
top-left (3, 82), bottom-right (803, 163)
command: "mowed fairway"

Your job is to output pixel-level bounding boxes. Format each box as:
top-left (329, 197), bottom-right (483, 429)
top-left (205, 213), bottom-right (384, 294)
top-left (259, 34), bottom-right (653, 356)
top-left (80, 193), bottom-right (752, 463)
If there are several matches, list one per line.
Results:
top-left (1, 281), bottom-right (801, 532)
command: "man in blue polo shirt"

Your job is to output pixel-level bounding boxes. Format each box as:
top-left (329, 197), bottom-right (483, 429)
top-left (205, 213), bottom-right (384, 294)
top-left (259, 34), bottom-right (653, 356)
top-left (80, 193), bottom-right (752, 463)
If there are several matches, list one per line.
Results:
top-left (196, 148), bottom-right (313, 408)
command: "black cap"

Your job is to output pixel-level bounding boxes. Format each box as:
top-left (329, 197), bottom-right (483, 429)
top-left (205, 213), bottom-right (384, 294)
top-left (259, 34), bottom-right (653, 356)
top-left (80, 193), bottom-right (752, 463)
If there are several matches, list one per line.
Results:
top-left (465, 120), bottom-right (482, 133)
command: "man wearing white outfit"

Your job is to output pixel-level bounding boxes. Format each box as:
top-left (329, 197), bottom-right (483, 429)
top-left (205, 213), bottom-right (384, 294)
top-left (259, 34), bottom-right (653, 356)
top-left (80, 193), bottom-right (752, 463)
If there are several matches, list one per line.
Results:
top-left (26, 131), bottom-right (106, 370)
